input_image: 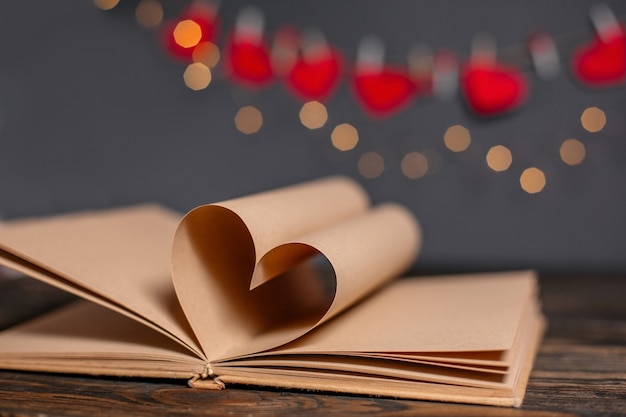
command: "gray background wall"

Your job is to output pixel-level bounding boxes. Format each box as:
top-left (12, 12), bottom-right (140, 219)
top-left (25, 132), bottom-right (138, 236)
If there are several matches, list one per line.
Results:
top-left (1, 0), bottom-right (625, 273)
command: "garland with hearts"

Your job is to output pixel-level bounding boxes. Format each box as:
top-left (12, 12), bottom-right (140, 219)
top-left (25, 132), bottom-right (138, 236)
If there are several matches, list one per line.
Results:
top-left (156, 1), bottom-right (626, 118)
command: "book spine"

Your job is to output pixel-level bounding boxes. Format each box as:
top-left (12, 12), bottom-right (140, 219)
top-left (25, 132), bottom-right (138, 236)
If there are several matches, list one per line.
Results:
top-left (188, 363), bottom-right (225, 390)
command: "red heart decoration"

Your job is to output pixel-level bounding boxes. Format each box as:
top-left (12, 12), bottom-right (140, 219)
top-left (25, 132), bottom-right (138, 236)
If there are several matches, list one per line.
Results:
top-left (352, 65), bottom-right (417, 117)
top-left (225, 33), bottom-right (273, 87)
top-left (572, 26), bottom-right (626, 87)
top-left (161, 6), bottom-right (218, 61)
top-left (287, 48), bottom-right (342, 102)
top-left (460, 62), bottom-right (528, 116)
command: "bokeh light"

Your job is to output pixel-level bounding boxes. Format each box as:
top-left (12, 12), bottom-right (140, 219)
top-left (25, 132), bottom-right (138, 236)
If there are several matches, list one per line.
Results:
top-left (444, 124), bottom-right (471, 152)
top-left (358, 152), bottom-right (384, 179)
top-left (135, 0), bottom-right (163, 28)
top-left (520, 167), bottom-right (546, 194)
top-left (192, 42), bottom-right (220, 68)
top-left (183, 63), bottom-right (212, 90)
top-left (486, 145), bottom-right (512, 172)
top-left (299, 101), bottom-right (328, 130)
top-left (93, 0), bottom-right (120, 10)
top-left (173, 20), bottom-right (202, 49)
top-left (560, 138), bottom-right (586, 165)
top-left (235, 106), bottom-right (263, 134)
top-left (580, 106), bottom-right (606, 133)
top-left (331, 123), bottom-right (359, 151)
top-left (401, 152), bottom-right (428, 179)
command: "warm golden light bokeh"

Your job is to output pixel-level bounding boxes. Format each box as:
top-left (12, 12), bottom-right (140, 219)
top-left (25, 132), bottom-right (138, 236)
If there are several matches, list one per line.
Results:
top-left (358, 152), bottom-right (385, 179)
top-left (299, 101), bottom-right (328, 129)
top-left (135, 0), bottom-right (163, 28)
top-left (486, 145), bottom-right (513, 172)
top-left (93, 0), bottom-right (120, 10)
top-left (401, 152), bottom-right (428, 179)
top-left (183, 63), bottom-right (212, 90)
top-left (560, 139), bottom-right (586, 165)
top-left (580, 106), bottom-right (606, 133)
top-left (444, 125), bottom-right (471, 152)
top-left (173, 20), bottom-right (202, 49)
top-left (520, 167), bottom-right (546, 194)
top-left (235, 106), bottom-right (263, 134)
top-left (331, 123), bottom-right (359, 151)
top-left (192, 42), bottom-right (221, 68)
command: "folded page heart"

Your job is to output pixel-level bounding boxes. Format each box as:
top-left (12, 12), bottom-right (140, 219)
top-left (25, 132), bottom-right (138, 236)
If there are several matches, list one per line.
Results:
top-left (170, 177), bottom-right (420, 361)
top-left (460, 62), bottom-right (528, 116)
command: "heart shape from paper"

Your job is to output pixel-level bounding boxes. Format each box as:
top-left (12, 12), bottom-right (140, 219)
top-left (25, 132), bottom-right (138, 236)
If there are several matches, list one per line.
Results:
top-left (287, 49), bottom-right (342, 102)
top-left (171, 204), bottom-right (334, 360)
top-left (170, 178), bottom-right (419, 360)
top-left (460, 62), bottom-right (528, 116)
top-left (161, 7), bottom-right (218, 61)
top-left (225, 33), bottom-right (273, 87)
top-left (572, 27), bottom-right (626, 87)
top-left (352, 66), bottom-right (417, 117)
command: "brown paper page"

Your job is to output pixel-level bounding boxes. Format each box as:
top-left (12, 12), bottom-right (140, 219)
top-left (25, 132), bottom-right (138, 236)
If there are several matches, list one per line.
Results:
top-left (0, 205), bottom-right (202, 357)
top-left (263, 270), bottom-right (537, 354)
top-left (0, 300), bottom-right (206, 379)
top-left (171, 177), bottom-right (421, 361)
top-left (217, 294), bottom-right (541, 387)
top-left (207, 303), bottom-right (545, 407)
top-left (204, 277), bottom-right (545, 407)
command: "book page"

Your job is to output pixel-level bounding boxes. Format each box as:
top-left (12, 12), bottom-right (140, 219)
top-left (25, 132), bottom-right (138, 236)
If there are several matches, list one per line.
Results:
top-left (171, 177), bottom-right (421, 361)
top-left (0, 300), bottom-right (206, 379)
top-left (267, 270), bottom-right (537, 354)
top-left (0, 176), bottom-right (421, 365)
top-left (0, 205), bottom-right (203, 357)
top-left (206, 271), bottom-right (544, 406)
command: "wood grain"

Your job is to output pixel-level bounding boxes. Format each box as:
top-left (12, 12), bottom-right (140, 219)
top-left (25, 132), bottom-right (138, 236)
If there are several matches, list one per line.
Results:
top-left (0, 274), bottom-right (625, 417)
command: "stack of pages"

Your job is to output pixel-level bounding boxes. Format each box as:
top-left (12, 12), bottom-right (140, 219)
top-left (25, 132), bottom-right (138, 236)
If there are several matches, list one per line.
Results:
top-left (0, 177), bottom-right (544, 407)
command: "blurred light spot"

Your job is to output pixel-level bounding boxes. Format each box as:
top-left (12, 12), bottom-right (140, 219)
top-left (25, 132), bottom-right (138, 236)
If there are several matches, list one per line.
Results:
top-left (520, 167), bottom-right (546, 194)
top-left (235, 106), bottom-right (263, 134)
top-left (93, 0), bottom-right (120, 10)
top-left (444, 124), bottom-right (471, 152)
top-left (174, 20), bottom-right (202, 49)
top-left (192, 42), bottom-right (220, 68)
top-left (401, 152), bottom-right (428, 179)
top-left (299, 101), bottom-right (328, 130)
top-left (358, 152), bottom-right (384, 179)
top-left (581, 106), bottom-right (606, 132)
top-left (486, 145), bottom-right (512, 172)
top-left (135, 0), bottom-right (163, 28)
top-left (422, 149), bottom-right (443, 174)
top-left (183, 63), bottom-right (212, 90)
top-left (560, 138), bottom-right (586, 165)
top-left (331, 123), bottom-right (358, 151)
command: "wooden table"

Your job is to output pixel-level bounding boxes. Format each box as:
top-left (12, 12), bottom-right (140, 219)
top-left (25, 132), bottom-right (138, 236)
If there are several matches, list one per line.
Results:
top-left (0, 273), bottom-right (624, 416)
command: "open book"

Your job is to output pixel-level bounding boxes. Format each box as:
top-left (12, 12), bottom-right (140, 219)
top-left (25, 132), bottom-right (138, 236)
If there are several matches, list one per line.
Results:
top-left (0, 177), bottom-right (544, 407)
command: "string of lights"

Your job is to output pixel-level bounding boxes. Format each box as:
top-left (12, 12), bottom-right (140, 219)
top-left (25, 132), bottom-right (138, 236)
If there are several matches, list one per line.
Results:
top-left (94, 0), bottom-right (623, 194)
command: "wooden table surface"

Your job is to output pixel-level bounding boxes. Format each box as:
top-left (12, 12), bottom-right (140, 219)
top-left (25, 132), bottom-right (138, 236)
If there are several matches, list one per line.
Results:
top-left (0, 273), bottom-right (625, 417)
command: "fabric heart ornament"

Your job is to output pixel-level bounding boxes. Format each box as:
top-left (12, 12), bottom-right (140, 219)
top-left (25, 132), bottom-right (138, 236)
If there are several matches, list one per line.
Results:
top-left (460, 61), bottom-right (528, 116)
top-left (573, 4), bottom-right (626, 87)
top-left (225, 34), bottom-right (273, 86)
top-left (287, 48), bottom-right (343, 102)
top-left (351, 35), bottom-right (418, 118)
top-left (224, 6), bottom-right (273, 87)
top-left (161, 3), bottom-right (219, 61)
top-left (352, 66), bottom-right (417, 117)
top-left (572, 26), bottom-right (626, 87)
